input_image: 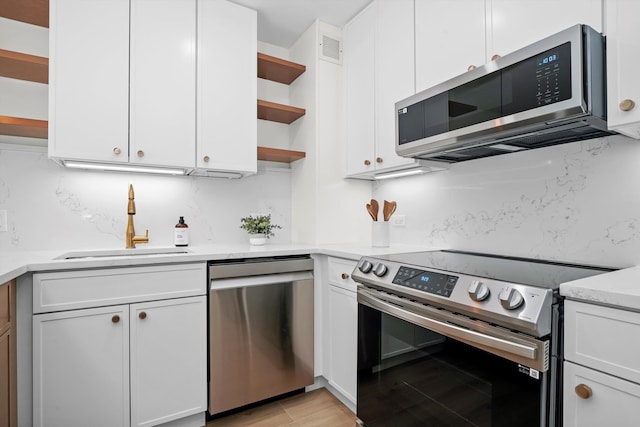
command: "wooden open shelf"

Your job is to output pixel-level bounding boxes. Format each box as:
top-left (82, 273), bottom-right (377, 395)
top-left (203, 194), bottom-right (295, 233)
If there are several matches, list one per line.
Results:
top-left (257, 146), bottom-right (306, 163)
top-left (257, 100), bottom-right (305, 124)
top-left (0, 116), bottom-right (48, 138)
top-left (256, 52), bottom-right (307, 162)
top-left (0, 0), bottom-right (48, 27)
top-left (0, 49), bottom-right (48, 84)
top-left (257, 53), bottom-right (306, 85)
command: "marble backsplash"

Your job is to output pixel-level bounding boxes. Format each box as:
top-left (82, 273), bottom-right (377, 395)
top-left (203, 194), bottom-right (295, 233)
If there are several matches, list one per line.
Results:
top-left (374, 134), bottom-right (640, 268)
top-left (0, 145), bottom-right (292, 251)
top-left (5, 132), bottom-right (640, 269)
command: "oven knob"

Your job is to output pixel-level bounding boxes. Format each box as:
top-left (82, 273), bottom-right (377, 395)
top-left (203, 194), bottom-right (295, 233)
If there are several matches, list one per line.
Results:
top-left (372, 263), bottom-right (388, 277)
top-left (499, 288), bottom-right (524, 310)
top-left (359, 260), bottom-right (373, 274)
top-left (468, 280), bottom-right (490, 302)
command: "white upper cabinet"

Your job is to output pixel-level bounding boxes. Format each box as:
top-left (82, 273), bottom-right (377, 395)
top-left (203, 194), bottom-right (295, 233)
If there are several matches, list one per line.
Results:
top-left (374, 0), bottom-right (419, 173)
top-left (49, 0), bottom-right (257, 174)
top-left (130, 0), bottom-right (196, 168)
top-left (605, 0), bottom-right (640, 139)
top-left (415, 0), bottom-right (602, 93)
top-left (344, 3), bottom-right (375, 177)
top-left (49, 0), bottom-right (130, 163)
top-left (415, 0), bottom-right (486, 92)
top-left (344, 0), bottom-right (422, 178)
top-left (487, 0), bottom-right (602, 59)
top-left (197, 0), bottom-right (257, 174)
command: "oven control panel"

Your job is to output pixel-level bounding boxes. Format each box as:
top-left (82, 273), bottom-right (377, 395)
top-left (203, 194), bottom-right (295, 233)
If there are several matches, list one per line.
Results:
top-left (352, 256), bottom-right (555, 337)
top-left (392, 266), bottom-right (458, 298)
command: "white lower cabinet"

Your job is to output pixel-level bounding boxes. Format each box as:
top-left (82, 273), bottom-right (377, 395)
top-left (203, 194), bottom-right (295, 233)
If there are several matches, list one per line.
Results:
top-left (325, 257), bottom-right (358, 404)
top-left (327, 285), bottom-right (357, 402)
top-left (34, 305), bottom-right (130, 427)
top-left (563, 300), bottom-right (640, 426)
top-left (130, 297), bottom-right (207, 427)
top-left (564, 361), bottom-right (640, 426)
top-left (32, 264), bottom-right (207, 427)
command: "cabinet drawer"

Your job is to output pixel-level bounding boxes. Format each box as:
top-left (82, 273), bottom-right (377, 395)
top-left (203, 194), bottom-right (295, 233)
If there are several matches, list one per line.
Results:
top-left (565, 300), bottom-right (640, 383)
top-left (564, 361), bottom-right (640, 426)
top-left (33, 263), bottom-right (206, 313)
top-left (328, 257), bottom-right (358, 292)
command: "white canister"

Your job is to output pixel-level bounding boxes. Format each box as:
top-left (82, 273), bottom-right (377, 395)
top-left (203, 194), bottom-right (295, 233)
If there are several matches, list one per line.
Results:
top-left (372, 221), bottom-right (390, 248)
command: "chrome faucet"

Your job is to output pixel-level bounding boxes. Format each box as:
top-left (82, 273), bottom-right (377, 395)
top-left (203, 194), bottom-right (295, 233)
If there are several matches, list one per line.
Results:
top-left (126, 184), bottom-right (149, 249)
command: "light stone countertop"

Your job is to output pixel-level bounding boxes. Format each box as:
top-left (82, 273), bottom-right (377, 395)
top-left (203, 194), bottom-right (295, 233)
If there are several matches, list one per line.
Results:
top-left (12, 242), bottom-right (640, 312)
top-left (560, 265), bottom-right (640, 312)
top-left (0, 243), bottom-right (434, 285)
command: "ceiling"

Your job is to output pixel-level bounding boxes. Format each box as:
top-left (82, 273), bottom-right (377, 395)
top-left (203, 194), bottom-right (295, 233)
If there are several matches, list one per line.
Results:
top-left (228, 0), bottom-right (372, 47)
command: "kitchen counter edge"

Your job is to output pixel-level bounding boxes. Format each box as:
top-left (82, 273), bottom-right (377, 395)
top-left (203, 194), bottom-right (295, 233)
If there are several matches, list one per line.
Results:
top-left (560, 265), bottom-right (640, 312)
top-left (0, 243), bottom-right (432, 284)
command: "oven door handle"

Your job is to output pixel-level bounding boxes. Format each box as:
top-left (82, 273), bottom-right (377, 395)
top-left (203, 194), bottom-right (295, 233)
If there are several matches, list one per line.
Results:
top-left (358, 289), bottom-right (539, 361)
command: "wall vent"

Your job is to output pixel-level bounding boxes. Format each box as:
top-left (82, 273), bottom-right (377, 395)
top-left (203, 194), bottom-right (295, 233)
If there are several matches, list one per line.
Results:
top-left (319, 34), bottom-right (342, 64)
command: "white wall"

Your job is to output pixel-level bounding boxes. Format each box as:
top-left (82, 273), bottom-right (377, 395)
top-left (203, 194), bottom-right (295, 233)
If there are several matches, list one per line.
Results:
top-left (289, 20), bottom-right (371, 245)
top-left (0, 144), bottom-right (292, 251)
top-left (373, 134), bottom-right (640, 268)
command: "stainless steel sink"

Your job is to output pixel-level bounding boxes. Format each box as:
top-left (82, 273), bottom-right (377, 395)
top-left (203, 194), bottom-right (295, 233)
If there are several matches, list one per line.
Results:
top-left (54, 247), bottom-right (192, 260)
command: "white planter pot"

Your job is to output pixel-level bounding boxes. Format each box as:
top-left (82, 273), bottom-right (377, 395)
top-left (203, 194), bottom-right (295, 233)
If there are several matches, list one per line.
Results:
top-left (249, 234), bottom-right (266, 246)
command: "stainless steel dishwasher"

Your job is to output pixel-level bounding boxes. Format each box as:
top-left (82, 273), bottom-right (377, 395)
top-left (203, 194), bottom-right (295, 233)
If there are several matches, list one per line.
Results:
top-left (208, 255), bottom-right (314, 415)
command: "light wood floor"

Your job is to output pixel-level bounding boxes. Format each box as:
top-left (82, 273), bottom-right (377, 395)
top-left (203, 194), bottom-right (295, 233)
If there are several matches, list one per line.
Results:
top-left (206, 388), bottom-right (357, 427)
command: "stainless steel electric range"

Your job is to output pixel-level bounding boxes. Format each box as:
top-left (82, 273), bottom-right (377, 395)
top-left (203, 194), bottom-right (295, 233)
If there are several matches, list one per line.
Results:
top-left (352, 250), bottom-right (615, 427)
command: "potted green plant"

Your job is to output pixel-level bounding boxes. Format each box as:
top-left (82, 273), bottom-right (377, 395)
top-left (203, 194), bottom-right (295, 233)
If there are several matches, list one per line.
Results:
top-left (240, 214), bottom-right (282, 245)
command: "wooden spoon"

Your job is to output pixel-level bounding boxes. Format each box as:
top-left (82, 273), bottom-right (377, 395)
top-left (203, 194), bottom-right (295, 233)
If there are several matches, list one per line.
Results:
top-left (366, 203), bottom-right (377, 221)
top-left (383, 200), bottom-right (397, 221)
top-left (370, 199), bottom-right (379, 221)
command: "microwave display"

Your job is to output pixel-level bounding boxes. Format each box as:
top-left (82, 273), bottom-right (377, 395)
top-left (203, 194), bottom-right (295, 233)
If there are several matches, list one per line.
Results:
top-left (398, 42), bottom-right (572, 145)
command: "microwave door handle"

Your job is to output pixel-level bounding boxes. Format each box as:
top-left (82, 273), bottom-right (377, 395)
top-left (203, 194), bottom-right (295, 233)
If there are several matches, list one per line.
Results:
top-left (358, 289), bottom-right (537, 361)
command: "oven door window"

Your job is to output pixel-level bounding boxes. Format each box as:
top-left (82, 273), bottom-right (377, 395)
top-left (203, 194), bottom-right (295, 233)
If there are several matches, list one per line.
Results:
top-left (358, 304), bottom-right (546, 427)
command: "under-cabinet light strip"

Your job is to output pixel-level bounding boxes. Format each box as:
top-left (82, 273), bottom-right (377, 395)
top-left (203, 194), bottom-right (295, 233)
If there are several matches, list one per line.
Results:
top-left (63, 161), bottom-right (187, 175)
top-left (374, 169), bottom-right (426, 180)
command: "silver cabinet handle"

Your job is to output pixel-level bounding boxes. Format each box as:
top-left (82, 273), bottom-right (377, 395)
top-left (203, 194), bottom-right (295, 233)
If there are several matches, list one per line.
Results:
top-left (211, 271), bottom-right (313, 291)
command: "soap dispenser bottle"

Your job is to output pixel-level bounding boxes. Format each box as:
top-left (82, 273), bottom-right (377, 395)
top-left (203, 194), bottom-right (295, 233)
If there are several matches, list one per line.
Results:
top-left (175, 216), bottom-right (189, 247)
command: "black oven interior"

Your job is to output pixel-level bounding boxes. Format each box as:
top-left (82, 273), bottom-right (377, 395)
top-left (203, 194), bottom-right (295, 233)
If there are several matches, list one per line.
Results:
top-left (357, 304), bottom-right (554, 427)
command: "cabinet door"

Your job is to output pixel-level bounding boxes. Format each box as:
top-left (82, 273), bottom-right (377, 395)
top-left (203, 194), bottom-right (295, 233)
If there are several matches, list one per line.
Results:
top-left (130, 296), bottom-right (207, 427)
top-left (564, 361), bottom-right (640, 426)
top-left (197, 0), bottom-right (257, 174)
top-left (374, 0), bottom-right (418, 172)
top-left (130, 0), bottom-right (196, 168)
top-left (565, 300), bottom-right (640, 384)
top-left (487, 0), bottom-right (602, 59)
top-left (0, 332), bottom-right (12, 427)
top-left (605, 0), bottom-right (640, 138)
top-left (344, 3), bottom-right (376, 176)
top-left (0, 280), bottom-right (15, 427)
top-left (327, 285), bottom-right (357, 403)
top-left (33, 306), bottom-right (130, 427)
top-left (415, 0), bottom-right (486, 92)
top-left (48, 0), bottom-right (129, 163)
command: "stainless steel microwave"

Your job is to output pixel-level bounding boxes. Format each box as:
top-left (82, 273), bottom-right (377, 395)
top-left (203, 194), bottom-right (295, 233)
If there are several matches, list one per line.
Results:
top-left (396, 24), bottom-right (613, 163)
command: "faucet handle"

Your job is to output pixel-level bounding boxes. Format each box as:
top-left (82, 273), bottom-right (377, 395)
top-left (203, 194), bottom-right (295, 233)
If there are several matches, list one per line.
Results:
top-left (131, 230), bottom-right (150, 246)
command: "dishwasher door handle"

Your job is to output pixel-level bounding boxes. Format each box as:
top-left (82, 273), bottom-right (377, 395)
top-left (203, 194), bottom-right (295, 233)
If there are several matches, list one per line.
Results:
top-left (210, 271), bottom-right (313, 290)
